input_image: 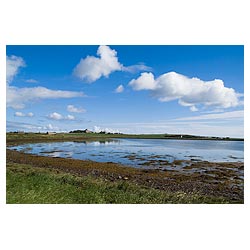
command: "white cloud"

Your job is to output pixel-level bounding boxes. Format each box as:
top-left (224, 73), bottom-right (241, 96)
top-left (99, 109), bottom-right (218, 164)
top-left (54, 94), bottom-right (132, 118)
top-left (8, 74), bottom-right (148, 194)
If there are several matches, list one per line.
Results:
top-left (129, 72), bottom-right (156, 90)
top-left (115, 84), bottom-right (124, 93)
top-left (175, 110), bottom-right (244, 121)
top-left (201, 109), bottom-right (225, 114)
top-left (25, 79), bottom-right (38, 83)
top-left (73, 45), bottom-right (123, 82)
top-left (129, 71), bottom-right (242, 109)
top-left (93, 126), bottom-right (120, 134)
top-left (190, 106), bottom-right (198, 112)
top-left (73, 45), bottom-right (152, 83)
top-left (14, 112), bottom-right (25, 117)
top-left (7, 86), bottom-right (84, 109)
top-left (48, 112), bottom-right (63, 120)
top-left (67, 105), bottom-right (86, 113)
top-left (14, 111), bottom-right (34, 117)
top-left (6, 55), bottom-right (84, 109)
top-left (45, 124), bottom-right (55, 130)
top-left (66, 114), bottom-right (75, 120)
top-left (48, 112), bottom-right (75, 121)
top-left (122, 64), bottom-right (152, 73)
top-left (6, 55), bottom-right (26, 83)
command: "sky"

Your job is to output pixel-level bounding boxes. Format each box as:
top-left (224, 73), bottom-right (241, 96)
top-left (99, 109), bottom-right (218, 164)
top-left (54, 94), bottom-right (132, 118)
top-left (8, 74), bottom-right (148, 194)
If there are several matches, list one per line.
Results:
top-left (6, 45), bottom-right (244, 137)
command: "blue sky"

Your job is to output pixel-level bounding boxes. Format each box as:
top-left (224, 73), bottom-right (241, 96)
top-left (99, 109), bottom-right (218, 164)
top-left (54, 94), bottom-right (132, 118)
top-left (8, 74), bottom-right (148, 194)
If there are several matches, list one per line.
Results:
top-left (6, 45), bottom-right (244, 137)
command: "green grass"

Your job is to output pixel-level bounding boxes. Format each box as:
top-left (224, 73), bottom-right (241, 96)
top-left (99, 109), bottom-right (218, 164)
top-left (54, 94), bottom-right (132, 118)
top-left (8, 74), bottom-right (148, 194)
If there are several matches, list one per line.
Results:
top-left (6, 162), bottom-right (231, 204)
top-left (6, 132), bottom-right (243, 144)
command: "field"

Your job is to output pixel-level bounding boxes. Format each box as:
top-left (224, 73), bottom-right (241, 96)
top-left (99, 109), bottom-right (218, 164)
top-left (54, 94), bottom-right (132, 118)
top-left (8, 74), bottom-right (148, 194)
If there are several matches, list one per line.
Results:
top-left (6, 131), bottom-right (243, 145)
top-left (6, 133), bottom-right (244, 204)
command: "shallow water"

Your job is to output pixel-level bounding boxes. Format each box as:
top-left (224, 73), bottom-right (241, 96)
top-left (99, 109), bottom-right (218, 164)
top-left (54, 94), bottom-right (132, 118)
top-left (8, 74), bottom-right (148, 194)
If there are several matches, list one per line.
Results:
top-left (9, 139), bottom-right (244, 169)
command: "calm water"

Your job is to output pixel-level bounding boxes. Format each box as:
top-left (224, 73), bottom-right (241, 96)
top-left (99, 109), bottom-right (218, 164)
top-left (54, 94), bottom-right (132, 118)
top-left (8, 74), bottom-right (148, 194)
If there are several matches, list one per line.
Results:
top-left (9, 139), bottom-right (244, 168)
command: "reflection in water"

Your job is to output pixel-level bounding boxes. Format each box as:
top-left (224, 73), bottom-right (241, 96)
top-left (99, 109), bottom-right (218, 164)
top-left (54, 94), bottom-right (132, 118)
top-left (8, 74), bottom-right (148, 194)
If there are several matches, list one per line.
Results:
top-left (46, 151), bottom-right (62, 157)
top-left (74, 140), bottom-right (120, 146)
top-left (9, 138), bottom-right (244, 168)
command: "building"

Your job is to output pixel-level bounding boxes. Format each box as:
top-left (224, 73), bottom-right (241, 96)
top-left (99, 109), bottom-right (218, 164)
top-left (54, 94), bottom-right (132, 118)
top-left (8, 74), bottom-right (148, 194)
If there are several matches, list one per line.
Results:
top-left (47, 132), bottom-right (56, 135)
top-left (83, 129), bottom-right (92, 133)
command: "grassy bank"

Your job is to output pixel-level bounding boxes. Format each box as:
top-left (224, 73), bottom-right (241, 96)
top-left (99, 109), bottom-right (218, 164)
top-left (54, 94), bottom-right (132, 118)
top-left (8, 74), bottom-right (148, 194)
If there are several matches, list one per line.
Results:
top-left (7, 162), bottom-right (231, 204)
top-left (6, 132), bottom-right (243, 146)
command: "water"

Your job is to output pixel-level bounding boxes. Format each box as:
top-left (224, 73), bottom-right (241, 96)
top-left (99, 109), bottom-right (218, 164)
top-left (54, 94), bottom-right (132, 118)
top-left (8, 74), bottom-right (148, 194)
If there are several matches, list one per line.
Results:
top-left (9, 139), bottom-right (244, 168)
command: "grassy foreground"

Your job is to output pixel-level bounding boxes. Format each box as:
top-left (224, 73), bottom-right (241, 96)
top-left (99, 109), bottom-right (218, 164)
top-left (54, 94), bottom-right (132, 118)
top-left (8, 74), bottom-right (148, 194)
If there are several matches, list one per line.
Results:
top-left (7, 162), bottom-right (231, 204)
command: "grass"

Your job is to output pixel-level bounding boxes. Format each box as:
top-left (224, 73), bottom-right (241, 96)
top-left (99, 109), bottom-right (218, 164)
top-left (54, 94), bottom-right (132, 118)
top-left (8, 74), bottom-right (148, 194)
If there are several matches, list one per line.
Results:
top-left (6, 162), bottom-right (231, 204)
top-left (6, 132), bottom-right (243, 145)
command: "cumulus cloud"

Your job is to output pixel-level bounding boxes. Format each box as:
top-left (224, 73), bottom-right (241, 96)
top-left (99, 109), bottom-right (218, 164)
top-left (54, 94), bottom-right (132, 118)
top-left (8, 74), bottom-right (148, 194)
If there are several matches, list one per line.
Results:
top-left (6, 55), bottom-right (26, 83)
top-left (6, 55), bottom-right (84, 109)
top-left (14, 112), bottom-right (34, 117)
top-left (129, 71), bottom-right (242, 109)
top-left (93, 126), bottom-right (120, 134)
top-left (129, 72), bottom-right (156, 90)
top-left (48, 112), bottom-right (75, 121)
top-left (73, 45), bottom-right (123, 82)
top-left (115, 84), bottom-right (124, 93)
top-left (48, 112), bottom-right (63, 120)
top-left (67, 105), bottom-right (86, 113)
top-left (73, 45), bottom-right (152, 83)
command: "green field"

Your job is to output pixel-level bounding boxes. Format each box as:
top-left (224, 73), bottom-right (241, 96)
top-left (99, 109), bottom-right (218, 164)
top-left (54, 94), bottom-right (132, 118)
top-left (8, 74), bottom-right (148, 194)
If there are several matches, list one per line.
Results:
top-left (6, 131), bottom-right (243, 146)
